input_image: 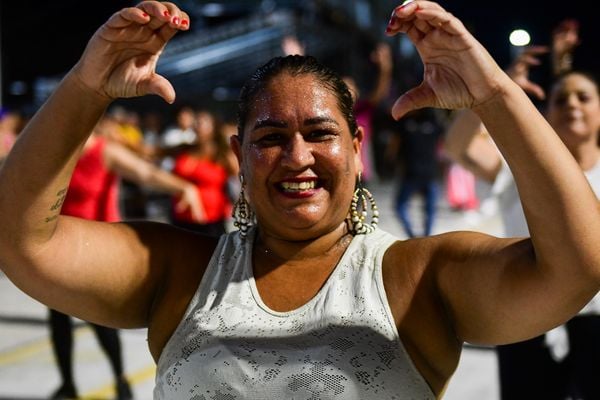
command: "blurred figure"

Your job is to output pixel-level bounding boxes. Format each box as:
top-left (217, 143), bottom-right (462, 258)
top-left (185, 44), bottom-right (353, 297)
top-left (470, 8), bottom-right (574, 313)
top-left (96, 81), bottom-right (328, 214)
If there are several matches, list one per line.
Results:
top-left (343, 42), bottom-right (393, 185)
top-left (158, 105), bottom-right (197, 172)
top-left (160, 105), bottom-right (196, 150)
top-left (109, 108), bottom-right (155, 219)
top-left (49, 115), bottom-right (201, 400)
top-left (170, 109), bottom-right (236, 237)
top-left (445, 161), bottom-right (480, 212)
top-left (552, 19), bottom-right (579, 77)
top-left (218, 119), bottom-right (241, 232)
top-left (445, 27), bottom-right (600, 399)
top-left (0, 109), bottom-right (23, 165)
top-left (281, 34), bottom-right (305, 56)
top-left (140, 111), bottom-right (164, 156)
top-left (109, 107), bottom-right (147, 157)
top-left (388, 108), bottom-right (445, 238)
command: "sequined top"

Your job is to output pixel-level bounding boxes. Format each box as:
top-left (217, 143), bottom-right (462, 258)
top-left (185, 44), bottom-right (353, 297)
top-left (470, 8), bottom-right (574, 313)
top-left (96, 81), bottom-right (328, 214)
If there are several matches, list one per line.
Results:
top-left (154, 227), bottom-right (435, 399)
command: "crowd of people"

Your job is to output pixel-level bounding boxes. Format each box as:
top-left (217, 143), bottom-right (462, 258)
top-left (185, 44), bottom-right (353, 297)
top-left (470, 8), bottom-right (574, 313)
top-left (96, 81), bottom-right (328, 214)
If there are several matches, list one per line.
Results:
top-left (0, 1), bottom-right (598, 399)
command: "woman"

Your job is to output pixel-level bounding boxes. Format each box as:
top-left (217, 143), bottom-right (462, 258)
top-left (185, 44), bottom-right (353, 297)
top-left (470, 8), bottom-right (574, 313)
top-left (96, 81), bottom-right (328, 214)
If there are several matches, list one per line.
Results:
top-left (0, 1), bottom-right (599, 399)
top-left (445, 62), bottom-right (600, 399)
top-left (170, 109), bottom-right (236, 237)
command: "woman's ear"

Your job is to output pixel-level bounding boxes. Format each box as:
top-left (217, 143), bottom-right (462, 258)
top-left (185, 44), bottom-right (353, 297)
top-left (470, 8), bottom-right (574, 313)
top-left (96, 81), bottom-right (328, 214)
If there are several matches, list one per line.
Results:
top-left (230, 135), bottom-right (243, 167)
top-left (353, 127), bottom-right (364, 172)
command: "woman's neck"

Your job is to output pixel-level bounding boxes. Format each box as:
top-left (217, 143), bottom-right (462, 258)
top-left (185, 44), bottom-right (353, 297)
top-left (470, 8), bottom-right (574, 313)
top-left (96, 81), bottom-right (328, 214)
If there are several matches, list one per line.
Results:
top-left (567, 139), bottom-right (600, 171)
top-left (255, 223), bottom-right (352, 264)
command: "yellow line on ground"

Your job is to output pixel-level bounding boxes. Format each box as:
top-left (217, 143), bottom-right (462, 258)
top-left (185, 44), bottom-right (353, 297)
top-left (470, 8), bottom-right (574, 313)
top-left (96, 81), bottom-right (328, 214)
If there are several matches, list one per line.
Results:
top-left (0, 325), bottom-right (92, 366)
top-left (81, 364), bottom-right (156, 399)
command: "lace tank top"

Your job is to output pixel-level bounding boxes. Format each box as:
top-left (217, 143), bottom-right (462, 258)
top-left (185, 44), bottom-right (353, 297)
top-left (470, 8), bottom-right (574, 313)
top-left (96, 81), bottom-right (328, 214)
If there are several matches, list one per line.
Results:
top-left (154, 227), bottom-right (435, 399)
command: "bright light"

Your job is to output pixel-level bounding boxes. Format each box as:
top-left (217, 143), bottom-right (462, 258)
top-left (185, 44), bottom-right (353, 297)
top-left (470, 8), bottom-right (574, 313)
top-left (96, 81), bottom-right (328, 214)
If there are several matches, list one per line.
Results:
top-left (509, 29), bottom-right (531, 47)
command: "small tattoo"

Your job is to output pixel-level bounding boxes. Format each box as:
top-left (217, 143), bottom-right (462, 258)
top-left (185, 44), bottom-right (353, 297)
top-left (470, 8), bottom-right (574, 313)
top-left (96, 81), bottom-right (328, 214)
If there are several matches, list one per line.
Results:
top-left (45, 215), bottom-right (58, 223)
top-left (50, 188), bottom-right (67, 211)
top-left (45, 187), bottom-right (67, 223)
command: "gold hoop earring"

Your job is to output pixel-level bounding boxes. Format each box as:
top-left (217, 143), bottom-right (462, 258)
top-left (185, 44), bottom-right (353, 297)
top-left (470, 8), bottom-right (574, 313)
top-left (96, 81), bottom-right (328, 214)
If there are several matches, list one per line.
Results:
top-left (232, 175), bottom-right (254, 239)
top-left (348, 172), bottom-right (378, 235)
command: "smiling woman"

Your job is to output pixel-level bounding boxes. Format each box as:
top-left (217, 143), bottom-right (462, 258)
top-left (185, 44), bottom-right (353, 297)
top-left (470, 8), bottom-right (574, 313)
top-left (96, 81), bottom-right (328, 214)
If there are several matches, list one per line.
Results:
top-left (0, 1), bottom-right (600, 399)
top-left (233, 57), bottom-right (361, 241)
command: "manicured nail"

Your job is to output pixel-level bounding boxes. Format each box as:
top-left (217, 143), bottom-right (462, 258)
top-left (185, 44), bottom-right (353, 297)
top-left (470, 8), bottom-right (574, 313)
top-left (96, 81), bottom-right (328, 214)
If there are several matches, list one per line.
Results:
top-left (181, 19), bottom-right (189, 26)
top-left (163, 10), bottom-right (170, 17)
top-left (172, 16), bottom-right (180, 25)
top-left (387, 15), bottom-right (398, 27)
top-left (142, 12), bottom-right (148, 17)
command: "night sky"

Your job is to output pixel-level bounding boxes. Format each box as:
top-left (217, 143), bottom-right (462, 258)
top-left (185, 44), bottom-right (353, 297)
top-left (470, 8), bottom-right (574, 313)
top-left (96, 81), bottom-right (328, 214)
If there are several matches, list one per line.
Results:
top-left (1, 0), bottom-right (597, 108)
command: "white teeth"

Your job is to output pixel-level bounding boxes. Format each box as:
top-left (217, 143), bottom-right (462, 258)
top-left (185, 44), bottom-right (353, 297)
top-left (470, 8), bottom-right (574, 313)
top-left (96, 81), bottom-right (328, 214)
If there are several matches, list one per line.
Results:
top-left (281, 181), bottom-right (316, 191)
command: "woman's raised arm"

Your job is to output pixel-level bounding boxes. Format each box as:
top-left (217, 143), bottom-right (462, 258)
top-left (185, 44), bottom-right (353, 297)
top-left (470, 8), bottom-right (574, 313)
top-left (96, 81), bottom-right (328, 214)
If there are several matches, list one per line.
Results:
top-left (0, 2), bottom-right (192, 328)
top-left (386, 0), bottom-right (600, 344)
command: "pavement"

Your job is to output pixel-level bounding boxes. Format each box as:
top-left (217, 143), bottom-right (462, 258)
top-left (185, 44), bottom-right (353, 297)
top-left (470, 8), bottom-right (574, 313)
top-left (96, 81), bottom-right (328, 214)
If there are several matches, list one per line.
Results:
top-left (0, 178), bottom-right (503, 399)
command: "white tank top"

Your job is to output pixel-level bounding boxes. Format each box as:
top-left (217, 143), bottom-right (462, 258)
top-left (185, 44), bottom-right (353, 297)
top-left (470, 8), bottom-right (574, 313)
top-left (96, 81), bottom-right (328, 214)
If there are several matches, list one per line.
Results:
top-left (154, 227), bottom-right (435, 399)
top-left (492, 159), bottom-right (600, 315)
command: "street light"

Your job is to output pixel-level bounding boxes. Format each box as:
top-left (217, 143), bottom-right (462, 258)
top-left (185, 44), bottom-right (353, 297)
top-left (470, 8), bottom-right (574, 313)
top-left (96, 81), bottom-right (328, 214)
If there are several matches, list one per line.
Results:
top-left (509, 29), bottom-right (531, 47)
top-left (509, 28), bottom-right (531, 60)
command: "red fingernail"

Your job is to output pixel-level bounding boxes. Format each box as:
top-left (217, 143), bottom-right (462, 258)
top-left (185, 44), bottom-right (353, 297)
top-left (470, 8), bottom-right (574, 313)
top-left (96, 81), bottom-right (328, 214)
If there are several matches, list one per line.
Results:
top-left (172, 16), bottom-right (180, 24)
top-left (181, 19), bottom-right (189, 26)
top-left (142, 12), bottom-right (148, 17)
top-left (163, 10), bottom-right (170, 17)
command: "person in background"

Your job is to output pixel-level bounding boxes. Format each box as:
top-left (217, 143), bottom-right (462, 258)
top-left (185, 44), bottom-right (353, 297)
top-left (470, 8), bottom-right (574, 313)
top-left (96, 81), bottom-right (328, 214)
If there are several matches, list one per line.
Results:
top-left (342, 41), bottom-right (393, 185)
top-left (158, 104), bottom-right (196, 171)
top-left (170, 109), bottom-right (236, 237)
top-left (1, 2), bottom-right (600, 398)
top-left (218, 118), bottom-right (241, 231)
top-left (444, 21), bottom-right (600, 399)
top-left (388, 107), bottom-right (445, 238)
top-left (160, 105), bottom-right (196, 151)
top-left (0, 109), bottom-right (23, 165)
top-left (48, 115), bottom-right (202, 400)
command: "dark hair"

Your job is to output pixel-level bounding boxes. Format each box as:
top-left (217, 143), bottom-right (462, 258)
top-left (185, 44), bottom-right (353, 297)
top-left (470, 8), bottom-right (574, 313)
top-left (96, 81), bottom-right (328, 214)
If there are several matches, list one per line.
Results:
top-left (552, 70), bottom-right (599, 95)
top-left (237, 55), bottom-right (357, 139)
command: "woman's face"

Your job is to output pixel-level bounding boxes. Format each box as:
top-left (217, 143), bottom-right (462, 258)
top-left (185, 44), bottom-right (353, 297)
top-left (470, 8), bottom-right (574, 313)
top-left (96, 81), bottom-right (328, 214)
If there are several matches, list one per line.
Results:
top-left (233, 73), bottom-right (362, 240)
top-left (194, 111), bottom-right (215, 142)
top-left (546, 73), bottom-right (600, 145)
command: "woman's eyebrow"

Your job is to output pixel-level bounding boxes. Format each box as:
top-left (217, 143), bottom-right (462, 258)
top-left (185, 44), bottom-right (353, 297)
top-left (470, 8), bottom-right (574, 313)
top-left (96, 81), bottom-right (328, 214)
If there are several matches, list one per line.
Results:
top-left (304, 117), bottom-right (340, 126)
top-left (252, 119), bottom-right (288, 131)
top-left (252, 117), bottom-right (340, 131)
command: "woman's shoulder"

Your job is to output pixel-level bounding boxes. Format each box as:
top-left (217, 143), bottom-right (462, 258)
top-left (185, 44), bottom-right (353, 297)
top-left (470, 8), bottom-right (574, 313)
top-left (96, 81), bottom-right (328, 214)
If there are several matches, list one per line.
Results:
top-left (146, 225), bottom-right (224, 360)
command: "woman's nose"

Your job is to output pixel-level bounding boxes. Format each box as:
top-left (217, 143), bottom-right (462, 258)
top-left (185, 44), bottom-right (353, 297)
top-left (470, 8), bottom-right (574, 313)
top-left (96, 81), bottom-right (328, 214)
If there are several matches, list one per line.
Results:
top-left (281, 133), bottom-right (315, 169)
top-left (565, 93), bottom-right (580, 108)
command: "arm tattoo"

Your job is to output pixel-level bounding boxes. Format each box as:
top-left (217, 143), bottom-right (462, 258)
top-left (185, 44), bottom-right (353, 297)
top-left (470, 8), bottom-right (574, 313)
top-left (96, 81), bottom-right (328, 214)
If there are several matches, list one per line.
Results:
top-left (46, 187), bottom-right (67, 223)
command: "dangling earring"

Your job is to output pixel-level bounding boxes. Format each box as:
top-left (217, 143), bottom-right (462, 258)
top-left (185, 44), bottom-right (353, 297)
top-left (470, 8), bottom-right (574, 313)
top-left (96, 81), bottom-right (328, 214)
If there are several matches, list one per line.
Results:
top-left (348, 172), bottom-right (379, 235)
top-left (232, 175), bottom-right (254, 239)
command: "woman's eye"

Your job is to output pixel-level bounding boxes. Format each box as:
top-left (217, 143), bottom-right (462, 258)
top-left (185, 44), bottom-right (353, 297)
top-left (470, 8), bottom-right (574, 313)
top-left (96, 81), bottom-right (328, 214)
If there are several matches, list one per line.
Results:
top-left (308, 129), bottom-right (334, 141)
top-left (553, 96), bottom-right (567, 106)
top-left (259, 133), bottom-right (283, 142)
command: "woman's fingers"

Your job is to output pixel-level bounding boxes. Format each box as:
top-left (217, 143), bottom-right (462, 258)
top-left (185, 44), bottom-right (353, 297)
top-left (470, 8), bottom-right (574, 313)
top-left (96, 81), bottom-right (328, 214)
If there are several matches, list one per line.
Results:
top-left (386, 0), bottom-right (462, 37)
top-left (391, 84), bottom-right (434, 120)
top-left (139, 73), bottom-right (176, 104)
top-left (136, 1), bottom-right (190, 31)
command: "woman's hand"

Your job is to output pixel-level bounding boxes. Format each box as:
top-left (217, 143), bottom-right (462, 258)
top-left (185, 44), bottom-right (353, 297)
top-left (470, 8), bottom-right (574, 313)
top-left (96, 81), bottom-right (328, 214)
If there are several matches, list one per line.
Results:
top-left (385, 0), bottom-right (508, 119)
top-left (71, 1), bottom-right (190, 104)
top-left (176, 184), bottom-right (207, 224)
